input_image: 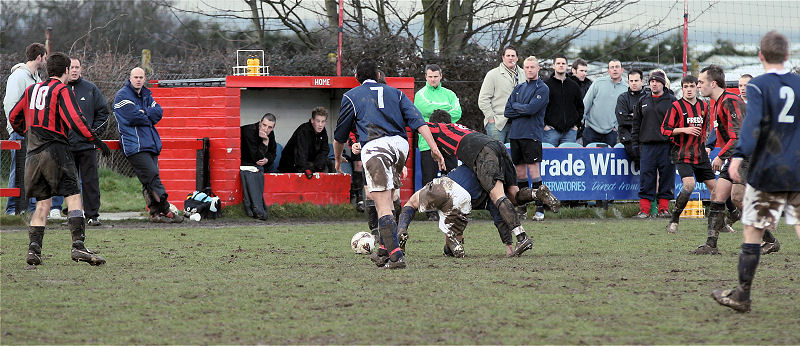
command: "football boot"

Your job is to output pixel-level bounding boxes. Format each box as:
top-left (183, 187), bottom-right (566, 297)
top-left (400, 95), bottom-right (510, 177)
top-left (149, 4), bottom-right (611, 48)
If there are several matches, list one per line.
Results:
top-left (711, 288), bottom-right (751, 313)
top-left (383, 257), bottom-right (406, 269)
top-left (511, 236), bottom-right (533, 257)
top-left (689, 243), bottom-right (720, 255)
top-left (26, 242), bottom-right (42, 266)
top-left (71, 241), bottom-right (106, 266)
top-left (666, 222), bottom-right (679, 234)
top-left (761, 238), bottom-right (781, 255)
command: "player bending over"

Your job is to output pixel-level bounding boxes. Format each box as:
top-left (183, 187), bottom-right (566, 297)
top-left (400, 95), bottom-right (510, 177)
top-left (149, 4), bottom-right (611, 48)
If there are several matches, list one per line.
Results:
top-left (8, 52), bottom-right (111, 266)
top-left (712, 31), bottom-right (800, 313)
top-left (397, 164), bottom-right (557, 257)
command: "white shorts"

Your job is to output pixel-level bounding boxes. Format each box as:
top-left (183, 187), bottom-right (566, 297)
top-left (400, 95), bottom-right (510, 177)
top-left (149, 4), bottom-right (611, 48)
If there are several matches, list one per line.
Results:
top-left (417, 176), bottom-right (472, 234)
top-left (362, 136), bottom-right (409, 192)
top-left (741, 184), bottom-right (800, 229)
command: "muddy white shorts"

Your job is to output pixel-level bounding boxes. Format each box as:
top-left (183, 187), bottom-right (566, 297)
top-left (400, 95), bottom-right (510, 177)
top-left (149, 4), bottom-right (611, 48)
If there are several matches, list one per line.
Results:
top-left (362, 135), bottom-right (409, 192)
top-left (741, 184), bottom-right (800, 229)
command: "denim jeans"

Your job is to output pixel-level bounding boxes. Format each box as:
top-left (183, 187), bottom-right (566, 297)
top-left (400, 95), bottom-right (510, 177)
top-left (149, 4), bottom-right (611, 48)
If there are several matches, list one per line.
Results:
top-left (484, 122), bottom-right (509, 144)
top-left (5, 132), bottom-right (36, 214)
top-left (542, 127), bottom-right (578, 147)
top-left (582, 126), bottom-right (618, 147)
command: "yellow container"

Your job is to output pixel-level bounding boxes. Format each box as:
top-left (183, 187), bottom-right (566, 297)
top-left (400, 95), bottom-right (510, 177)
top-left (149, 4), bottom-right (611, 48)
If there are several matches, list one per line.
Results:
top-left (680, 199), bottom-right (705, 219)
top-left (246, 56), bottom-right (260, 76)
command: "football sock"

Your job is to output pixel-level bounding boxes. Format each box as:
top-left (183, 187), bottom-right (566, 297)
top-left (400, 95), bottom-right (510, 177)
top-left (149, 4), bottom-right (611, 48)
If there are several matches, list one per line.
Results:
top-left (28, 226), bottom-right (45, 248)
top-left (397, 206), bottom-right (416, 235)
top-left (378, 215), bottom-right (402, 261)
top-left (68, 210), bottom-right (86, 244)
top-left (725, 197), bottom-right (736, 213)
top-left (658, 198), bottom-right (669, 212)
top-left (517, 179), bottom-right (529, 191)
top-left (495, 196), bottom-right (521, 229)
top-left (763, 230), bottom-right (776, 243)
top-left (737, 243), bottom-right (761, 301)
top-left (672, 189), bottom-right (692, 223)
top-left (706, 202), bottom-right (725, 247)
top-left (366, 200), bottom-right (378, 232)
top-left (639, 198), bottom-right (651, 214)
top-left (515, 231), bottom-right (528, 242)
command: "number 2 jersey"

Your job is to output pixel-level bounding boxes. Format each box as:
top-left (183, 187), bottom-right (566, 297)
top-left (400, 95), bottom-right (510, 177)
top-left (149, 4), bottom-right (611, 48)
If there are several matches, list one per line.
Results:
top-left (335, 79), bottom-right (426, 145)
top-left (734, 70), bottom-right (800, 192)
top-left (8, 78), bottom-right (96, 154)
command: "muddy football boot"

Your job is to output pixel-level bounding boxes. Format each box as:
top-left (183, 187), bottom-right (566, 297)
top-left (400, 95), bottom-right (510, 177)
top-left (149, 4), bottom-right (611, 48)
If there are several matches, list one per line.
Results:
top-left (689, 243), bottom-right (720, 255)
top-left (666, 222), bottom-right (679, 234)
top-left (535, 185), bottom-right (560, 212)
top-left (370, 251), bottom-right (389, 267)
top-left (711, 288), bottom-right (751, 313)
top-left (26, 242), bottom-right (42, 266)
top-left (71, 241), bottom-right (106, 266)
top-left (511, 236), bottom-right (533, 257)
top-left (444, 231), bottom-right (465, 258)
top-left (761, 238), bottom-right (781, 255)
top-left (383, 257), bottom-right (406, 269)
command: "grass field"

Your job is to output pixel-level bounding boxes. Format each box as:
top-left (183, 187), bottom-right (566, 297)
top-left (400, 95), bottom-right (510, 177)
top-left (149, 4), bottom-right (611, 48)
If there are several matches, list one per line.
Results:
top-left (1, 218), bottom-right (799, 344)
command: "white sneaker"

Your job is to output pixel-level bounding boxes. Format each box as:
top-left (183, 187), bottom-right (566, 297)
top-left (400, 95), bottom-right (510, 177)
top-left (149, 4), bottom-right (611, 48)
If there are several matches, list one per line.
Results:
top-left (533, 211), bottom-right (545, 221)
top-left (49, 209), bottom-right (63, 219)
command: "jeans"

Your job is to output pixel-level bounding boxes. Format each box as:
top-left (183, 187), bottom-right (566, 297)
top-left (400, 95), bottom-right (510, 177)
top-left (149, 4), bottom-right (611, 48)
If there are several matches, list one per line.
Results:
top-left (484, 122), bottom-right (509, 144)
top-left (4, 132), bottom-right (36, 214)
top-left (582, 126), bottom-right (618, 147)
top-left (542, 127), bottom-right (578, 147)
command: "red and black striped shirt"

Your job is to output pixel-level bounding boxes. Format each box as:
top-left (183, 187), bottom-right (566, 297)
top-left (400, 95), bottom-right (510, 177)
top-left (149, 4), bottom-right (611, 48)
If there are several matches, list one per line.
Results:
top-left (426, 122), bottom-right (494, 166)
top-left (8, 78), bottom-right (95, 153)
top-left (711, 91), bottom-right (744, 160)
top-left (661, 98), bottom-right (709, 164)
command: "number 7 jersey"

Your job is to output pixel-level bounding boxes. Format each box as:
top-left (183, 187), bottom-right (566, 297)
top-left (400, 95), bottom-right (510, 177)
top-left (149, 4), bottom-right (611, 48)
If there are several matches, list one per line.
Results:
top-left (334, 80), bottom-right (427, 145)
top-left (734, 70), bottom-right (800, 192)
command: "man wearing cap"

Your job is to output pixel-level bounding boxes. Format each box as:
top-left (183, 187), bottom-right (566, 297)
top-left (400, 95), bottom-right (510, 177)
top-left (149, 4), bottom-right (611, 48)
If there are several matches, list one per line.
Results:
top-left (631, 70), bottom-right (677, 218)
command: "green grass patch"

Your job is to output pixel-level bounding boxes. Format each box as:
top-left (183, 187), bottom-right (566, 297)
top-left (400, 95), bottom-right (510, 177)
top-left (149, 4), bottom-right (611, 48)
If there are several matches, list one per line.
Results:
top-left (1, 219), bottom-right (798, 344)
top-left (98, 168), bottom-right (143, 212)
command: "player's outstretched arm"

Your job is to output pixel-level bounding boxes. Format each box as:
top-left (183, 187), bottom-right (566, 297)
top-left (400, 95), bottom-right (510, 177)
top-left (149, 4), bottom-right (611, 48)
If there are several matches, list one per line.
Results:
top-left (417, 125), bottom-right (445, 171)
top-left (333, 140), bottom-right (347, 173)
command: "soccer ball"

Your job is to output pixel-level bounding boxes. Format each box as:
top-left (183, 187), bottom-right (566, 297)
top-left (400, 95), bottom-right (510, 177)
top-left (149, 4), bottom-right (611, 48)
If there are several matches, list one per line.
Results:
top-left (351, 231), bottom-right (375, 254)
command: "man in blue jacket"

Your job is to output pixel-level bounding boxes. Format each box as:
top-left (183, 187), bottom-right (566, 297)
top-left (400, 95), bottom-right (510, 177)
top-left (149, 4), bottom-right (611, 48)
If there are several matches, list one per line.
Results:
top-left (114, 67), bottom-right (182, 223)
top-left (505, 56), bottom-right (550, 221)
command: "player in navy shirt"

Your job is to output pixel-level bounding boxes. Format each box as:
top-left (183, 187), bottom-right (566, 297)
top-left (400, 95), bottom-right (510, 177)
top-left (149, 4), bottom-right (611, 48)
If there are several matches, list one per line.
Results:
top-left (333, 58), bottom-right (444, 269)
top-left (713, 31), bottom-right (800, 313)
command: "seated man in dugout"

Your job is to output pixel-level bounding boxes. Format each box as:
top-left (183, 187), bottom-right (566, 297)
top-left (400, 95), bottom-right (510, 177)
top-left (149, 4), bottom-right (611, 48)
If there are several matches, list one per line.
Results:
top-left (239, 113), bottom-right (277, 220)
top-left (278, 106), bottom-right (335, 176)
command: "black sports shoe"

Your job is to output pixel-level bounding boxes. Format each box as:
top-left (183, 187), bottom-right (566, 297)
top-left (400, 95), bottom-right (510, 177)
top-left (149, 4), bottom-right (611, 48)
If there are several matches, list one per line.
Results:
top-left (689, 244), bottom-right (720, 255)
top-left (761, 239), bottom-right (781, 255)
top-left (87, 217), bottom-right (102, 226)
top-left (711, 288), bottom-right (751, 313)
top-left (511, 236), bottom-right (533, 257)
top-left (535, 185), bottom-right (561, 212)
top-left (26, 242), bottom-right (42, 266)
top-left (383, 257), bottom-right (406, 269)
top-left (71, 241), bottom-right (106, 266)
top-left (370, 251), bottom-right (389, 267)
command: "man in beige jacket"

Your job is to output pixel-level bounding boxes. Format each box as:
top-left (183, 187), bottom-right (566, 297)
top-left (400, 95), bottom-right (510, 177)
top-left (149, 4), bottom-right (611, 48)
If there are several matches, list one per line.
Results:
top-left (478, 46), bottom-right (525, 144)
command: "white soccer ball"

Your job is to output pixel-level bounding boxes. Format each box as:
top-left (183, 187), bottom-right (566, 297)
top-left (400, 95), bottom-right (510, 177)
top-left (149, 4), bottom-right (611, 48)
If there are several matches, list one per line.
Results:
top-left (351, 231), bottom-right (375, 254)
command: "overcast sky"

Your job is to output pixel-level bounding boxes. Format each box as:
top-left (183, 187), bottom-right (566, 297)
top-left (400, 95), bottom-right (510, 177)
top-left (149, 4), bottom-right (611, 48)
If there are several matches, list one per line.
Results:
top-left (173, 0), bottom-right (799, 48)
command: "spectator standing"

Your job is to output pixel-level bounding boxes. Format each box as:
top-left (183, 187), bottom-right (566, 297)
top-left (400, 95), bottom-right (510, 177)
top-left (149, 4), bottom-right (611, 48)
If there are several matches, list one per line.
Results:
top-left (568, 58), bottom-right (593, 97)
top-left (505, 56), bottom-right (550, 221)
top-left (114, 67), bottom-right (182, 223)
top-left (56, 57), bottom-right (109, 226)
top-left (543, 54), bottom-right (584, 146)
top-left (738, 74), bottom-right (753, 103)
top-left (616, 69), bottom-right (646, 165)
top-left (631, 70), bottom-right (677, 218)
top-left (278, 107), bottom-right (333, 175)
top-left (478, 46), bottom-right (524, 143)
top-left (8, 52), bottom-right (110, 266)
top-left (582, 59), bottom-right (627, 146)
top-left (3, 43), bottom-right (46, 215)
top-left (414, 64), bottom-right (461, 220)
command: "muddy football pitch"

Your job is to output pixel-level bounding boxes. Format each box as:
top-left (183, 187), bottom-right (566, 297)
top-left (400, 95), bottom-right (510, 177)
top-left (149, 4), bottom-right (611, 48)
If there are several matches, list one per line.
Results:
top-left (1, 218), bottom-right (798, 344)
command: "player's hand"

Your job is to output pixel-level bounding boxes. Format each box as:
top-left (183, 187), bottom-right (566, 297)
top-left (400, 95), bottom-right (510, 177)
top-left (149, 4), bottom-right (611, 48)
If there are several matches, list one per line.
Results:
top-left (505, 244), bottom-right (514, 257)
top-left (256, 158), bottom-right (268, 166)
top-left (711, 156), bottom-right (723, 171)
top-left (92, 138), bottom-right (111, 157)
top-left (729, 158), bottom-right (743, 183)
top-left (351, 142), bottom-right (361, 155)
top-left (685, 127), bottom-right (702, 137)
top-left (430, 148), bottom-right (446, 171)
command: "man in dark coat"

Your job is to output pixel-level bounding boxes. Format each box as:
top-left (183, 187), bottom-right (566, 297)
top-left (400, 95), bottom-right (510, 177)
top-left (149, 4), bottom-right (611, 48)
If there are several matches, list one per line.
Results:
top-left (278, 106), bottom-right (333, 175)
